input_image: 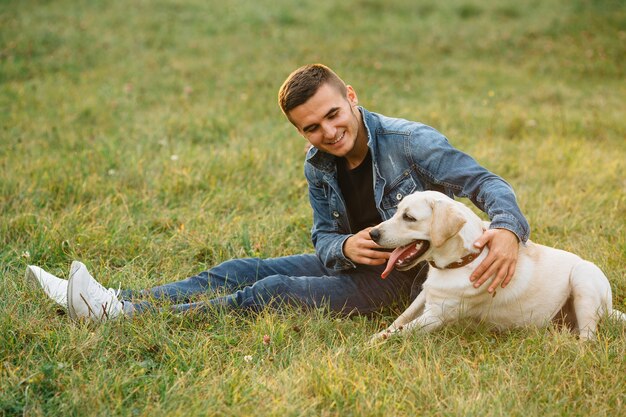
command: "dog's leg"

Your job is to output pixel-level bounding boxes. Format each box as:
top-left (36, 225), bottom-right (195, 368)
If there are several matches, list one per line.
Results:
top-left (370, 291), bottom-right (427, 342)
top-left (570, 261), bottom-right (612, 341)
top-left (388, 290), bottom-right (427, 331)
top-left (402, 305), bottom-right (447, 334)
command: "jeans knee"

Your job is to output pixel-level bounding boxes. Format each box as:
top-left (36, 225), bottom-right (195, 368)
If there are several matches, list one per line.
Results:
top-left (253, 275), bottom-right (289, 296)
top-left (209, 258), bottom-right (262, 289)
top-left (188, 271), bottom-right (210, 287)
top-left (211, 257), bottom-right (259, 275)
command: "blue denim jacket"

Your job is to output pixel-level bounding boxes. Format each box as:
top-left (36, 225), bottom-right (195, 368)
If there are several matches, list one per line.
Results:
top-left (304, 107), bottom-right (530, 270)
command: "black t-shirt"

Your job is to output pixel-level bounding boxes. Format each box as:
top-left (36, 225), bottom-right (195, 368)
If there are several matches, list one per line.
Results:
top-left (336, 149), bottom-right (382, 232)
top-left (337, 149), bottom-right (426, 282)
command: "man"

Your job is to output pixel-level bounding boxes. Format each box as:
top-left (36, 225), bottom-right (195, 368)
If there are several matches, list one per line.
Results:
top-left (26, 64), bottom-right (528, 321)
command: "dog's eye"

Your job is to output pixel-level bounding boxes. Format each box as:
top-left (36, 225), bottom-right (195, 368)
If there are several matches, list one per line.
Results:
top-left (402, 212), bottom-right (416, 222)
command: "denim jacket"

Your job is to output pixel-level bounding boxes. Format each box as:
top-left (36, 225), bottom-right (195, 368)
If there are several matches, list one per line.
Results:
top-left (304, 107), bottom-right (530, 270)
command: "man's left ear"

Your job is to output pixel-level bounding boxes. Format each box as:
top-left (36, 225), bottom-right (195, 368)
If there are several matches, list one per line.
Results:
top-left (346, 85), bottom-right (358, 106)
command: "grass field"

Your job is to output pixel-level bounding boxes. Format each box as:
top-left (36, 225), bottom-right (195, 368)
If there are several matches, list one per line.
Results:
top-left (1, 0), bottom-right (625, 415)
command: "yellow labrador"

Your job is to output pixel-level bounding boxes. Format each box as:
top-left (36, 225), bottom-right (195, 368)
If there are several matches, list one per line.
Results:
top-left (370, 191), bottom-right (625, 341)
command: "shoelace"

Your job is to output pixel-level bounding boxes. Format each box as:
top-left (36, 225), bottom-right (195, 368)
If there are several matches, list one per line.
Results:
top-left (88, 279), bottom-right (122, 308)
top-left (88, 280), bottom-right (123, 320)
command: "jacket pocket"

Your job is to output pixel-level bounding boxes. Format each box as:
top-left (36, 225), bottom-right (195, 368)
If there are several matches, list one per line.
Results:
top-left (381, 176), bottom-right (417, 210)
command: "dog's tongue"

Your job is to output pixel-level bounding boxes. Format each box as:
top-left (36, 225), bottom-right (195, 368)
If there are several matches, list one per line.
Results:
top-left (381, 244), bottom-right (414, 279)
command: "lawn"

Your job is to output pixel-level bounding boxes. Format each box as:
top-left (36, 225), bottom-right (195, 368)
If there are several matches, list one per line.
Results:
top-left (1, 0), bottom-right (625, 415)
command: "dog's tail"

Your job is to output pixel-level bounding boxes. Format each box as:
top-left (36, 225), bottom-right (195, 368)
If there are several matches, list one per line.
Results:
top-left (609, 309), bottom-right (626, 321)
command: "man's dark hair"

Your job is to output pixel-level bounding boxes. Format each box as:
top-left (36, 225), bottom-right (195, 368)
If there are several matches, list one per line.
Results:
top-left (278, 64), bottom-right (348, 119)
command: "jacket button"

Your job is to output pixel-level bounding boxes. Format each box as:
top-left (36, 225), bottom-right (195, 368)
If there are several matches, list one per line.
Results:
top-left (332, 211), bottom-right (340, 218)
top-left (396, 193), bottom-right (403, 201)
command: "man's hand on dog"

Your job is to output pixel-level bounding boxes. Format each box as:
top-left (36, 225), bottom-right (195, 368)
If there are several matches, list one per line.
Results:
top-left (344, 227), bottom-right (391, 266)
top-left (470, 228), bottom-right (519, 293)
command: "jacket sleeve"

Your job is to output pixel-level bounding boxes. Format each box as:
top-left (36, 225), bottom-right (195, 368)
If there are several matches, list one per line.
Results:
top-left (304, 162), bottom-right (356, 270)
top-left (408, 125), bottom-right (530, 243)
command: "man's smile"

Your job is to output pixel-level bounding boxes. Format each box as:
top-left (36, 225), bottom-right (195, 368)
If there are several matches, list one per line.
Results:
top-left (327, 131), bottom-right (345, 145)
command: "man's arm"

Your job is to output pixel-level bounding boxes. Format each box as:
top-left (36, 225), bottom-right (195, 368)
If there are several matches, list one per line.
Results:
top-left (408, 124), bottom-right (529, 288)
top-left (305, 162), bottom-right (357, 270)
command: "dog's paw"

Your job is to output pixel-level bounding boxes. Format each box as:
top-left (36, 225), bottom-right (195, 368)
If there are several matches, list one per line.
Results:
top-left (368, 332), bottom-right (387, 344)
top-left (369, 328), bottom-right (395, 344)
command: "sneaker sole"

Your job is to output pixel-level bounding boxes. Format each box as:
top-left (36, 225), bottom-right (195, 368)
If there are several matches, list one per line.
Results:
top-left (24, 266), bottom-right (39, 287)
top-left (67, 265), bottom-right (79, 320)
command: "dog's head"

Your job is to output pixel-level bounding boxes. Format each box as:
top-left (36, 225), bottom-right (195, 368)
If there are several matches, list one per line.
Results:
top-left (370, 191), bottom-right (483, 278)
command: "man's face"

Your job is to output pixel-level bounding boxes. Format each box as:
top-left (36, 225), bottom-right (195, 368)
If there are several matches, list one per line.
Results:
top-left (288, 83), bottom-right (365, 162)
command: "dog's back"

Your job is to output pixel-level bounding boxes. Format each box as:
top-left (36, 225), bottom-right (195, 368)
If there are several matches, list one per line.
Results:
top-left (422, 241), bottom-right (613, 334)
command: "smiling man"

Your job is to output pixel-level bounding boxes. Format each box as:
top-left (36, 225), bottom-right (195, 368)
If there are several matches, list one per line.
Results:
top-left (279, 65), bottom-right (525, 282)
top-left (287, 83), bottom-right (367, 169)
top-left (27, 64), bottom-right (529, 322)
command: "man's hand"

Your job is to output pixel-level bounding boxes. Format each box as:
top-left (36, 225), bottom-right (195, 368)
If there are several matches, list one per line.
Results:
top-left (470, 228), bottom-right (519, 293)
top-left (343, 227), bottom-right (391, 266)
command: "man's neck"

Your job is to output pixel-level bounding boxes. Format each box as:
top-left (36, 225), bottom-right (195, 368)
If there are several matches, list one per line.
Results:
top-left (344, 111), bottom-right (369, 169)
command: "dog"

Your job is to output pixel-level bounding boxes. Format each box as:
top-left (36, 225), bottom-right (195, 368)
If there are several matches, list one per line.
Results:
top-left (369, 191), bottom-right (625, 341)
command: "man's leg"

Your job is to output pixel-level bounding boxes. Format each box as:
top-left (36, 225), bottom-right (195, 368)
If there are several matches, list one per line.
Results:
top-left (71, 255), bottom-right (329, 320)
top-left (74, 254), bottom-right (427, 320)
top-left (156, 261), bottom-right (427, 316)
top-left (120, 254), bottom-right (330, 304)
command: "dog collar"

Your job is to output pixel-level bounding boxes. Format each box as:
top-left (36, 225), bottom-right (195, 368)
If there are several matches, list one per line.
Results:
top-left (429, 246), bottom-right (484, 270)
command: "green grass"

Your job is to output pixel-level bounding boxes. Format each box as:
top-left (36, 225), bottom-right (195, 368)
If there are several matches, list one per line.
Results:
top-left (1, 0), bottom-right (625, 415)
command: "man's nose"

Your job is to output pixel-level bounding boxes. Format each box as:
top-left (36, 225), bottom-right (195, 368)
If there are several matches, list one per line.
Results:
top-left (321, 122), bottom-right (336, 139)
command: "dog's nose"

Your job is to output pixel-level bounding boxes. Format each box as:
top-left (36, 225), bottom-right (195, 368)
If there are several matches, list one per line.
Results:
top-left (369, 228), bottom-right (380, 242)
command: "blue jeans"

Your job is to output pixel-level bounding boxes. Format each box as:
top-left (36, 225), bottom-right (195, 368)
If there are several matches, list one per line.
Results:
top-left (119, 255), bottom-right (427, 316)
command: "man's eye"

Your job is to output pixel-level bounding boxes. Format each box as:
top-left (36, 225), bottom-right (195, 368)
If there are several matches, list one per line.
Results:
top-left (402, 212), bottom-right (416, 222)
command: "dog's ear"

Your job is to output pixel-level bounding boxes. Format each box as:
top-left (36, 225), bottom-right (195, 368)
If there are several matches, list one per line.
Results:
top-left (430, 200), bottom-right (467, 247)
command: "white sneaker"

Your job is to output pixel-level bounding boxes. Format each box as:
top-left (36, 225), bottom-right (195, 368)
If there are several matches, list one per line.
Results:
top-left (25, 265), bottom-right (68, 309)
top-left (67, 261), bottom-right (123, 322)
